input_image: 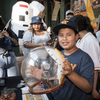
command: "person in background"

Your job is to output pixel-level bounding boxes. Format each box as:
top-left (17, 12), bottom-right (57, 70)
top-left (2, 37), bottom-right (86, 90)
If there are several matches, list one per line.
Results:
top-left (65, 10), bottom-right (74, 21)
top-left (51, 20), bottom-right (94, 100)
top-left (70, 15), bottom-right (100, 99)
top-left (30, 1), bottom-right (55, 47)
top-left (23, 16), bottom-right (51, 57)
top-left (54, 10), bottom-right (74, 51)
top-left (0, 15), bottom-right (19, 78)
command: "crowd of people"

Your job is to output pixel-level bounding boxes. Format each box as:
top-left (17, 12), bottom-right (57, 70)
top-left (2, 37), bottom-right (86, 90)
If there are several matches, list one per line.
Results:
top-left (0, 2), bottom-right (100, 100)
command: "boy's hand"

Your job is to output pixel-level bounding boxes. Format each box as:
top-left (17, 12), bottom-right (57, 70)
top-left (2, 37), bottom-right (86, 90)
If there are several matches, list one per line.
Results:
top-left (26, 65), bottom-right (44, 80)
top-left (62, 58), bottom-right (72, 76)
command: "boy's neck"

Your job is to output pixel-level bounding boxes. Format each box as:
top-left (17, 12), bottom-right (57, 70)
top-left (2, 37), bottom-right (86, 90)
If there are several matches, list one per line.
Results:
top-left (64, 47), bottom-right (78, 55)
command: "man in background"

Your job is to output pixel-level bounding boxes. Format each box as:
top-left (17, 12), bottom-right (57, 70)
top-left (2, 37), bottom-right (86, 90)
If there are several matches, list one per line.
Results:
top-left (65, 10), bottom-right (74, 21)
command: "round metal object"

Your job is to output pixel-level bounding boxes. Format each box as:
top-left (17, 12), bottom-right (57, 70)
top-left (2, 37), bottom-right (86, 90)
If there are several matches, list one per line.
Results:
top-left (21, 46), bottom-right (66, 94)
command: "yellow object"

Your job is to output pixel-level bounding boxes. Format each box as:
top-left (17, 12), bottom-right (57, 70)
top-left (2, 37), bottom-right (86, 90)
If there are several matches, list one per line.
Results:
top-left (55, 48), bottom-right (64, 84)
top-left (25, 94), bottom-right (45, 100)
top-left (84, 0), bottom-right (98, 30)
top-left (55, 48), bottom-right (64, 60)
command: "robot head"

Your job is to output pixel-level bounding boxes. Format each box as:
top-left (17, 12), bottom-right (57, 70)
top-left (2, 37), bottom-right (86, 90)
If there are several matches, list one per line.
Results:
top-left (11, 1), bottom-right (33, 37)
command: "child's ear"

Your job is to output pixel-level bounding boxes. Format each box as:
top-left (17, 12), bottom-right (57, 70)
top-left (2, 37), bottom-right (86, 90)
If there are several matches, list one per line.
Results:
top-left (76, 33), bottom-right (79, 41)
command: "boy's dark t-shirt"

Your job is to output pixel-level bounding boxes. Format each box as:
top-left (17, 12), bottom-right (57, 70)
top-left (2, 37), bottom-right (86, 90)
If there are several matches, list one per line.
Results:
top-left (52, 49), bottom-right (94, 100)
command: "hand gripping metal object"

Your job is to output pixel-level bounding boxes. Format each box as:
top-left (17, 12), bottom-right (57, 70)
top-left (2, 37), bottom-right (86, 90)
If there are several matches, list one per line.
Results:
top-left (1, 19), bottom-right (12, 34)
top-left (21, 46), bottom-right (66, 94)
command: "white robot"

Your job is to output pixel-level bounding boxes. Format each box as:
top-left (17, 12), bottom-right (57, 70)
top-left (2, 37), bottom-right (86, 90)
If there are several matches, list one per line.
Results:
top-left (11, 1), bottom-right (33, 54)
top-left (11, 1), bottom-right (33, 37)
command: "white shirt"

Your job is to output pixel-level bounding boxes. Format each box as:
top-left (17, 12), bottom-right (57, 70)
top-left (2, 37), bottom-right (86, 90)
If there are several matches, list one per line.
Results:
top-left (76, 32), bottom-right (100, 70)
top-left (23, 30), bottom-right (51, 56)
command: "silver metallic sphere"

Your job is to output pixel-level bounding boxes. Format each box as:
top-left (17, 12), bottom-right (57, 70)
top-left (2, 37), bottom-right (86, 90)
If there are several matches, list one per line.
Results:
top-left (21, 46), bottom-right (66, 94)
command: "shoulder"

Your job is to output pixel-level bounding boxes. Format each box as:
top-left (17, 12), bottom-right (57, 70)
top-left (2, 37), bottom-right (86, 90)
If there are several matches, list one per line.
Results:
top-left (24, 30), bottom-right (32, 34)
top-left (23, 30), bottom-right (33, 40)
top-left (86, 32), bottom-right (96, 40)
top-left (72, 49), bottom-right (94, 72)
top-left (70, 49), bottom-right (92, 61)
top-left (23, 30), bottom-right (32, 36)
top-left (76, 49), bottom-right (90, 56)
top-left (83, 32), bottom-right (98, 44)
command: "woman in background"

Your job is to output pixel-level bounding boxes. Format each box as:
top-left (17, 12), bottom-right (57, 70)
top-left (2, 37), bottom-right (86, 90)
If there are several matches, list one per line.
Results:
top-left (23, 16), bottom-right (51, 57)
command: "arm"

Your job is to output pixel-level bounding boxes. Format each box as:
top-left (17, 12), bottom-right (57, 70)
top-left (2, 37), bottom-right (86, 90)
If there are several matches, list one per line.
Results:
top-left (3, 31), bottom-right (18, 46)
top-left (67, 71), bottom-right (92, 93)
top-left (93, 71), bottom-right (98, 90)
top-left (24, 42), bottom-right (45, 48)
top-left (92, 70), bottom-right (100, 99)
top-left (9, 38), bottom-right (18, 46)
top-left (62, 58), bottom-right (93, 93)
top-left (23, 31), bottom-right (46, 49)
top-left (85, 40), bottom-right (100, 98)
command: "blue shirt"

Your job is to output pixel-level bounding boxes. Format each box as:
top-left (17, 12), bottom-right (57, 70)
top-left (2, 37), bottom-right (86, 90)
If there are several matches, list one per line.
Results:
top-left (0, 27), bottom-right (18, 51)
top-left (52, 49), bottom-right (94, 100)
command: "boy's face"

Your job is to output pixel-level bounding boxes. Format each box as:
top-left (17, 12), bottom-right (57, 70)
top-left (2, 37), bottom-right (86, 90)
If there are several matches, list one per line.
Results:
top-left (57, 28), bottom-right (79, 50)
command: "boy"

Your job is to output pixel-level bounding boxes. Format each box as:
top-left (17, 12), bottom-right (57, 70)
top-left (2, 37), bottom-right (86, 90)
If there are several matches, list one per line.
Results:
top-left (55, 10), bottom-right (74, 51)
top-left (51, 20), bottom-right (94, 100)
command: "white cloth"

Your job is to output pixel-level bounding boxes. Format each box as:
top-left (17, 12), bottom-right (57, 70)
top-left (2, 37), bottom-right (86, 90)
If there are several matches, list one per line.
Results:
top-left (42, 19), bottom-right (47, 29)
top-left (23, 30), bottom-right (51, 56)
top-left (29, 1), bottom-right (45, 12)
top-left (96, 30), bottom-right (100, 43)
top-left (29, 1), bottom-right (45, 16)
top-left (76, 32), bottom-right (100, 70)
